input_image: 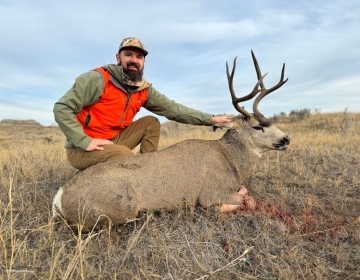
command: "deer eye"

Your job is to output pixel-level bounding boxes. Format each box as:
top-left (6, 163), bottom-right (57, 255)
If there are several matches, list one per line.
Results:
top-left (253, 126), bottom-right (264, 132)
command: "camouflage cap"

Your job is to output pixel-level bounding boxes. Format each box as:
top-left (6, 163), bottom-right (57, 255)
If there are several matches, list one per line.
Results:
top-left (118, 37), bottom-right (148, 56)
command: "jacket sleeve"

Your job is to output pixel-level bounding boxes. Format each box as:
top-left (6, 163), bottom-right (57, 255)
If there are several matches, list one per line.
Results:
top-left (143, 86), bottom-right (213, 125)
top-left (53, 70), bottom-right (104, 150)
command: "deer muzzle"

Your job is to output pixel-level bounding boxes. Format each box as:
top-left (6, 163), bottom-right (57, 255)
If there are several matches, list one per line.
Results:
top-left (273, 136), bottom-right (290, 150)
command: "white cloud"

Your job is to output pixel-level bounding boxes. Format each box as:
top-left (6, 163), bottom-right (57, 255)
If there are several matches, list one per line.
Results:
top-left (0, 0), bottom-right (359, 126)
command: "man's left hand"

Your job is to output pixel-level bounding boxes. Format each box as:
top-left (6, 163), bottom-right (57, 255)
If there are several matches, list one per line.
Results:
top-left (211, 115), bottom-right (232, 125)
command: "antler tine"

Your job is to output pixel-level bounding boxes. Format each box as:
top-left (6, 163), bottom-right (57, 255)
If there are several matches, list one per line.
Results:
top-left (251, 50), bottom-right (264, 89)
top-left (252, 52), bottom-right (288, 117)
top-left (226, 57), bottom-right (261, 118)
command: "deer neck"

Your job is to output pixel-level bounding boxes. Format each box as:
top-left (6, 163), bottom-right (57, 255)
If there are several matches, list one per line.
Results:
top-left (219, 129), bottom-right (262, 176)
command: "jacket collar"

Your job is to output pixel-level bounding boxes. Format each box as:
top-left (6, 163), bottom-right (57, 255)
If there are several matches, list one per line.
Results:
top-left (101, 64), bottom-right (151, 92)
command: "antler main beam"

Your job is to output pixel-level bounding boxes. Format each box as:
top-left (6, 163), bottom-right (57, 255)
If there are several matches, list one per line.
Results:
top-left (226, 57), bottom-right (267, 118)
top-left (226, 51), bottom-right (288, 118)
top-left (251, 50), bottom-right (288, 117)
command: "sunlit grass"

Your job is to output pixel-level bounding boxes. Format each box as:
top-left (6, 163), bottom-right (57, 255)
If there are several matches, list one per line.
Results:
top-left (0, 112), bottom-right (359, 279)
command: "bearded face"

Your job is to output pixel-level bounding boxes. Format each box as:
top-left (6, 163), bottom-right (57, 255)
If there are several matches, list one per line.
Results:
top-left (119, 60), bottom-right (144, 82)
top-left (117, 48), bottom-right (145, 83)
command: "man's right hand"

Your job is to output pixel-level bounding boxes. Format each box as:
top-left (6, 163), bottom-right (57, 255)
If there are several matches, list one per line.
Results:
top-left (86, 138), bottom-right (114, 151)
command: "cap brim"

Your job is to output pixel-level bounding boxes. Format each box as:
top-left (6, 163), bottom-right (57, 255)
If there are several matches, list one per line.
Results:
top-left (119, 46), bottom-right (148, 56)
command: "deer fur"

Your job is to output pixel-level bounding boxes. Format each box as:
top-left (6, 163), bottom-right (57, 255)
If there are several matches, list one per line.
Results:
top-left (52, 51), bottom-right (290, 231)
top-left (52, 116), bottom-right (289, 230)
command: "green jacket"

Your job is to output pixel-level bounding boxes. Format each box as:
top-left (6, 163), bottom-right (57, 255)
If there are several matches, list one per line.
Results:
top-left (53, 64), bottom-right (213, 150)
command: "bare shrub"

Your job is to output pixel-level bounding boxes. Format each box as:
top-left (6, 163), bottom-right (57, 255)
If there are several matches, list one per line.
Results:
top-left (269, 108), bottom-right (312, 124)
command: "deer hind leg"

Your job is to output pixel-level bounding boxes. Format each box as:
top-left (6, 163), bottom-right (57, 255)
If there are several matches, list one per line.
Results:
top-left (219, 186), bottom-right (256, 213)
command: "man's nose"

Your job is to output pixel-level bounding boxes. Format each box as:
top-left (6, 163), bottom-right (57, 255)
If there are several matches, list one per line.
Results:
top-left (129, 55), bottom-right (138, 62)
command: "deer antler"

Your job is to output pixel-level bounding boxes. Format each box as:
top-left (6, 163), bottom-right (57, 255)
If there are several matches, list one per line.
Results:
top-left (251, 50), bottom-right (288, 117)
top-left (226, 51), bottom-right (288, 119)
top-left (226, 56), bottom-right (267, 118)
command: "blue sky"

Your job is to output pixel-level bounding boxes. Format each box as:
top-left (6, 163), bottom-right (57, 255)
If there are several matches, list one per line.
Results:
top-left (0, 0), bottom-right (359, 126)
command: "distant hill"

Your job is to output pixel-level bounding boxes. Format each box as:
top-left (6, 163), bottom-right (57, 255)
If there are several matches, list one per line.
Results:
top-left (0, 119), bottom-right (42, 126)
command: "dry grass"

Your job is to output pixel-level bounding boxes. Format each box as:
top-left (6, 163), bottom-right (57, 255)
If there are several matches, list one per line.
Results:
top-left (0, 112), bottom-right (359, 279)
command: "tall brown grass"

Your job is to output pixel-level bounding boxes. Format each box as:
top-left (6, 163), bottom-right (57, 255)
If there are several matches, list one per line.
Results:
top-left (0, 111), bottom-right (359, 279)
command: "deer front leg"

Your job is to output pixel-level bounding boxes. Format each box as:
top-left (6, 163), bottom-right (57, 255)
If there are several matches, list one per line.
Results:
top-left (219, 186), bottom-right (256, 213)
top-left (198, 186), bottom-right (256, 212)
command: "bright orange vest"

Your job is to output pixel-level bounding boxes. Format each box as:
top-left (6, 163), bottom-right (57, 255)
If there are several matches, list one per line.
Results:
top-left (76, 68), bottom-right (148, 139)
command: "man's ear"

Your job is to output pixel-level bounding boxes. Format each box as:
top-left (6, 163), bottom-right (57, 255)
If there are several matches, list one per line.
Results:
top-left (116, 53), bottom-right (121, 64)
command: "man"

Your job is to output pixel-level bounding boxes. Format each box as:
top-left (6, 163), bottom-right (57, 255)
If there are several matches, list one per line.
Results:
top-left (54, 37), bottom-right (231, 170)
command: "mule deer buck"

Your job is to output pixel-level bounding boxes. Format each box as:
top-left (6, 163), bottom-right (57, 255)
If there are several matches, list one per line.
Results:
top-left (53, 51), bottom-right (290, 231)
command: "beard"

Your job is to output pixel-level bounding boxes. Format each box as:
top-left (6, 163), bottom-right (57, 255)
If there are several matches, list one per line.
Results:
top-left (118, 61), bottom-right (144, 82)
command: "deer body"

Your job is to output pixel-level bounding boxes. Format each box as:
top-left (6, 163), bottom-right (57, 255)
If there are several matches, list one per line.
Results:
top-left (53, 51), bottom-right (290, 230)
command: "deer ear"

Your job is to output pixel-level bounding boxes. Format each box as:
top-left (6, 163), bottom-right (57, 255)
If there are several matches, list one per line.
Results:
top-left (213, 122), bottom-right (236, 132)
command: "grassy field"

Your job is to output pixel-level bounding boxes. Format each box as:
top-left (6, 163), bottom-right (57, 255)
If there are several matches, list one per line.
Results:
top-left (0, 111), bottom-right (359, 279)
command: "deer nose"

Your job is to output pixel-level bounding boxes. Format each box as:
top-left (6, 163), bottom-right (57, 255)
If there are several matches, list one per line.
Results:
top-left (282, 136), bottom-right (290, 145)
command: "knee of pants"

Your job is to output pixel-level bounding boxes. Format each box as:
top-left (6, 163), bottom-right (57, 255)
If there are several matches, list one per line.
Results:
top-left (65, 145), bottom-right (134, 170)
top-left (142, 115), bottom-right (160, 130)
